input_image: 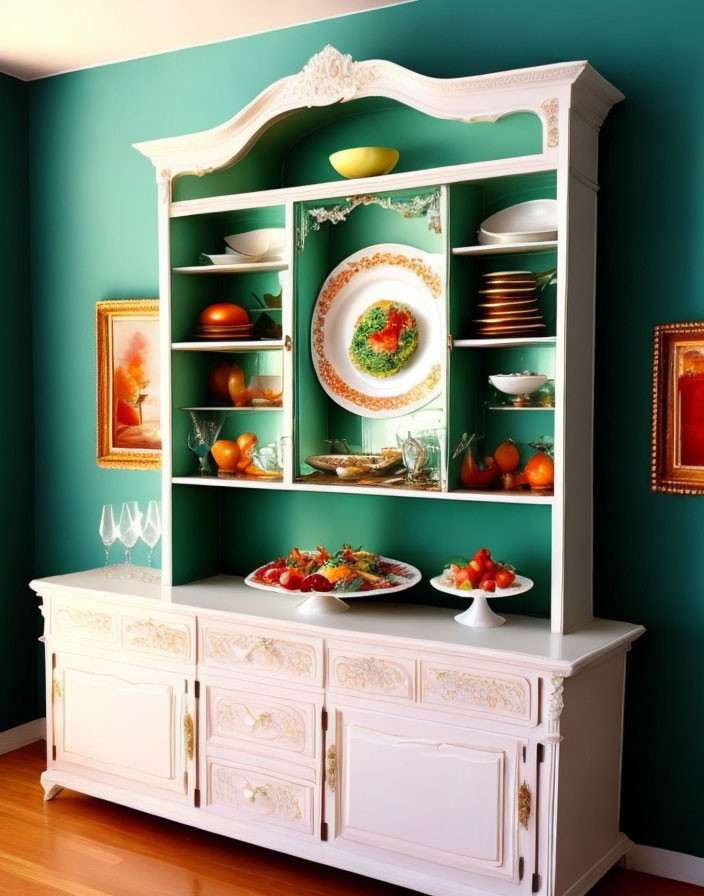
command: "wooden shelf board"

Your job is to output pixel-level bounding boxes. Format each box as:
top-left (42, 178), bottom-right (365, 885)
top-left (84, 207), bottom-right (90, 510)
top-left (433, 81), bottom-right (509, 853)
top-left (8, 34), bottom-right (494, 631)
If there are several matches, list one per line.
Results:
top-left (173, 475), bottom-right (283, 489)
top-left (171, 341), bottom-right (283, 352)
top-left (178, 406), bottom-right (283, 412)
top-left (173, 261), bottom-right (287, 274)
top-left (452, 241), bottom-right (558, 256)
top-left (487, 405), bottom-right (555, 411)
top-left (453, 336), bottom-right (557, 348)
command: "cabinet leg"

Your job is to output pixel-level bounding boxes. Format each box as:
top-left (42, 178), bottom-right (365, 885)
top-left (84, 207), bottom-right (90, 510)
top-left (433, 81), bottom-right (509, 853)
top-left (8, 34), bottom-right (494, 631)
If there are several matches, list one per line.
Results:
top-left (41, 773), bottom-right (63, 801)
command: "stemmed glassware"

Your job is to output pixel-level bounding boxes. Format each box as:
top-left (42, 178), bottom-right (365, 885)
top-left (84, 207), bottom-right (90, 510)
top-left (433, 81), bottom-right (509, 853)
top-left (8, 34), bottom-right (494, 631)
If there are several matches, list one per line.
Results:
top-left (118, 501), bottom-right (142, 579)
top-left (99, 504), bottom-right (118, 577)
top-left (187, 410), bottom-right (225, 474)
top-left (139, 500), bottom-right (162, 582)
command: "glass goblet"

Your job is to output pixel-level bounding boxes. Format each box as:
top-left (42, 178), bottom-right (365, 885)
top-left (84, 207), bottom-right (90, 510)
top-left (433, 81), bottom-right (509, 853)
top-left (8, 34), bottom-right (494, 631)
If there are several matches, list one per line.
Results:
top-left (187, 410), bottom-right (225, 475)
top-left (139, 500), bottom-right (162, 582)
top-left (118, 501), bottom-right (142, 579)
top-left (99, 504), bottom-right (118, 577)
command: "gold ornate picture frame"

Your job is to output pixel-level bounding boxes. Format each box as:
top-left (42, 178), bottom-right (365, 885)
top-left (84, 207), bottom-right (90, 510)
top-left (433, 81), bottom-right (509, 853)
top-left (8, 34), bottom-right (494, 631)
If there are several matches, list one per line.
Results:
top-left (652, 321), bottom-right (704, 494)
top-left (97, 299), bottom-right (161, 470)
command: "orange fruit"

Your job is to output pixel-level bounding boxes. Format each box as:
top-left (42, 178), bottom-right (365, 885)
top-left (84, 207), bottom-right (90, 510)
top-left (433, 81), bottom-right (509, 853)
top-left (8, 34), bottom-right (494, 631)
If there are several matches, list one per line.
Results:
top-left (227, 364), bottom-right (246, 404)
top-left (236, 432), bottom-right (258, 470)
top-left (493, 439), bottom-right (520, 473)
top-left (524, 452), bottom-right (554, 489)
top-left (198, 303), bottom-right (249, 326)
top-left (211, 440), bottom-right (241, 472)
top-left (208, 361), bottom-right (232, 400)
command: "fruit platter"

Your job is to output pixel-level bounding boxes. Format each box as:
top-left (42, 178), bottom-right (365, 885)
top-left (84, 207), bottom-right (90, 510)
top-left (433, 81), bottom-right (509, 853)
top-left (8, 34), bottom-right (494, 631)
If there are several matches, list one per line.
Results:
top-left (246, 544), bottom-right (421, 615)
top-left (430, 546), bottom-right (533, 628)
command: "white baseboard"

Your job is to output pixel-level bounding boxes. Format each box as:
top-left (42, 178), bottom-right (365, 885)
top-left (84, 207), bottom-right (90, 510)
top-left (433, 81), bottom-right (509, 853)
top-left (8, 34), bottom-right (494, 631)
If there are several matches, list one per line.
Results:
top-left (0, 718), bottom-right (46, 756)
top-left (628, 844), bottom-right (704, 887)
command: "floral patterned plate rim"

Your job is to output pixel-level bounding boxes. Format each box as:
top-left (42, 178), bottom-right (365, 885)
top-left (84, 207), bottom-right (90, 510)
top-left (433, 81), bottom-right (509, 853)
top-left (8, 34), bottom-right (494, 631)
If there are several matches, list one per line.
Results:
top-left (310, 243), bottom-right (444, 419)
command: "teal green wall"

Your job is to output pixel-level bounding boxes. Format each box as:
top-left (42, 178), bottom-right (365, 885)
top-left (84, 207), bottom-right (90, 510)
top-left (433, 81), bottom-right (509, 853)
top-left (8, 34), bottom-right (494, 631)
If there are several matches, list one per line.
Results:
top-left (0, 72), bottom-right (40, 729)
top-left (21, 0), bottom-right (704, 859)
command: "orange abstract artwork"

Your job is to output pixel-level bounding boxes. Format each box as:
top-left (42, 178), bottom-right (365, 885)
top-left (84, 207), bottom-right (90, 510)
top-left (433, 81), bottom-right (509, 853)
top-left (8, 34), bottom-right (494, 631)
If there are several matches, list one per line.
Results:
top-left (97, 299), bottom-right (161, 470)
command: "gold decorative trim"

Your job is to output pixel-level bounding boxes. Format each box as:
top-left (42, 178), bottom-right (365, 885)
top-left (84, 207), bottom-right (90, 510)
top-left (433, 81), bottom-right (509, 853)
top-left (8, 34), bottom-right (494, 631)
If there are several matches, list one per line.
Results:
top-left (96, 299), bottom-right (161, 470)
top-left (518, 781), bottom-right (531, 829)
top-left (424, 667), bottom-right (528, 716)
top-left (123, 617), bottom-right (190, 657)
top-left (326, 745), bottom-right (337, 793)
top-left (541, 98), bottom-right (559, 147)
top-left (52, 677), bottom-right (62, 700)
top-left (184, 711), bottom-right (194, 761)
top-left (204, 629), bottom-right (316, 680)
top-left (54, 607), bottom-right (115, 639)
top-left (334, 655), bottom-right (410, 694)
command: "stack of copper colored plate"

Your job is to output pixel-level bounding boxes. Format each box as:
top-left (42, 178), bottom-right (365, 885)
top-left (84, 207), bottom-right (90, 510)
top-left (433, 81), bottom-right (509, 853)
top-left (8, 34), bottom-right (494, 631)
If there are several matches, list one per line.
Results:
top-left (193, 323), bottom-right (254, 340)
top-left (474, 270), bottom-right (546, 337)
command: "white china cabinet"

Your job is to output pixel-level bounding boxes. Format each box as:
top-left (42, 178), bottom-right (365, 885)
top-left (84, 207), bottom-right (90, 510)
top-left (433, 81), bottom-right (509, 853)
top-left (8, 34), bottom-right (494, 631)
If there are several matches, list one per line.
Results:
top-left (31, 49), bottom-right (643, 896)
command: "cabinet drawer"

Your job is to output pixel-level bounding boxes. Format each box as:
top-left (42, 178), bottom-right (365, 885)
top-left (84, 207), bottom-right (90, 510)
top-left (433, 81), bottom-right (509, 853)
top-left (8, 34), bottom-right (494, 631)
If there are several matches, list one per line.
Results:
top-left (203, 678), bottom-right (322, 760)
top-left (420, 660), bottom-right (538, 726)
top-left (199, 618), bottom-right (323, 687)
top-left (327, 644), bottom-right (415, 702)
top-left (204, 754), bottom-right (317, 837)
top-left (50, 595), bottom-right (195, 664)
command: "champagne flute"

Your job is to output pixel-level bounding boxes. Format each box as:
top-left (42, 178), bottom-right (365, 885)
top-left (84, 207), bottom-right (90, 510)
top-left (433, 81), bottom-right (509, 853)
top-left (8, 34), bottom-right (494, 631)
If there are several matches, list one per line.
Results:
top-left (99, 504), bottom-right (118, 577)
top-left (118, 501), bottom-right (142, 579)
top-left (139, 500), bottom-right (162, 582)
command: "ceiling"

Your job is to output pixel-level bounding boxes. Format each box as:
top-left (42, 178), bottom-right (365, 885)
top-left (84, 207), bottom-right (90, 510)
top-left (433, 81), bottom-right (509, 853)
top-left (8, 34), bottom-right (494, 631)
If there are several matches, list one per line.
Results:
top-left (0, 0), bottom-right (413, 81)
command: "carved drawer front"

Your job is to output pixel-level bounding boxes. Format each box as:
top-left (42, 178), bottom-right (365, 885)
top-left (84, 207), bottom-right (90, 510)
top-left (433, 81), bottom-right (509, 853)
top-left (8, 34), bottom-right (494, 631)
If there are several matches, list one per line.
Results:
top-left (204, 755), bottom-right (316, 836)
top-left (199, 618), bottom-right (323, 687)
top-left (204, 680), bottom-right (321, 760)
top-left (327, 645), bottom-right (415, 702)
top-left (121, 611), bottom-right (195, 662)
top-left (420, 660), bottom-right (537, 726)
top-left (50, 597), bottom-right (119, 646)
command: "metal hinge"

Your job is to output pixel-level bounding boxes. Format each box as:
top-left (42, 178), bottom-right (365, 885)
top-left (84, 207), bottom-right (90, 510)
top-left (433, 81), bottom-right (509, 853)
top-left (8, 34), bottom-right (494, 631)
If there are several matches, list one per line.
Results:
top-left (321, 821), bottom-right (328, 841)
top-left (447, 334), bottom-right (454, 352)
top-left (537, 743), bottom-right (545, 763)
top-left (321, 708), bottom-right (328, 731)
top-left (519, 857), bottom-right (524, 881)
top-left (194, 788), bottom-right (200, 808)
top-left (51, 744), bottom-right (56, 761)
top-left (532, 872), bottom-right (541, 892)
top-left (522, 745), bottom-right (526, 762)
top-left (194, 680), bottom-right (200, 700)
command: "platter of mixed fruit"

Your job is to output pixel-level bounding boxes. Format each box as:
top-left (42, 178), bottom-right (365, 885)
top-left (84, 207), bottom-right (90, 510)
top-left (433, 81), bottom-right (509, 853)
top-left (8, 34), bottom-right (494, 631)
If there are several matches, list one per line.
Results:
top-left (430, 547), bottom-right (533, 628)
top-left (246, 544), bottom-right (421, 598)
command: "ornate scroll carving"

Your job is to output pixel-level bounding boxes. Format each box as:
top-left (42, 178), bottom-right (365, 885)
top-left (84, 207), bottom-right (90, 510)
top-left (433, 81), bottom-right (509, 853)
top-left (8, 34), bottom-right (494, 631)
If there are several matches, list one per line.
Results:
top-left (123, 617), bottom-right (190, 657)
top-left (212, 766), bottom-right (304, 825)
top-left (54, 607), bottom-right (114, 640)
top-left (541, 98), bottom-right (559, 147)
top-left (215, 697), bottom-right (306, 752)
top-left (184, 712), bottom-right (194, 761)
top-left (518, 781), bottom-right (531, 829)
top-left (203, 629), bottom-right (316, 680)
top-left (423, 667), bottom-right (528, 716)
top-left (284, 45), bottom-right (376, 107)
top-left (334, 655), bottom-right (410, 695)
top-left (326, 745), bottom-right (337, 793)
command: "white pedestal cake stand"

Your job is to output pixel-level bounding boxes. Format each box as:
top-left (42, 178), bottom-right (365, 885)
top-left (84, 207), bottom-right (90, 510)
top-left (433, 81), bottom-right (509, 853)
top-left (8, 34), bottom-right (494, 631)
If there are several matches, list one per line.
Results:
top-left (430, 574), bottom-right (534, 628)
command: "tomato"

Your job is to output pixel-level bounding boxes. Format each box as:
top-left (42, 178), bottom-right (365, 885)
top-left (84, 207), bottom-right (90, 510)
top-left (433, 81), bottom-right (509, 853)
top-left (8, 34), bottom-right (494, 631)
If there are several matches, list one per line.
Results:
top-left (300, 574), bottom-right (333, 593)
top-left (454, 567), bottom-right (470, 588)
top-left (495, 568), bottom-right (516, 589)
top-left (480, 579), bottom-right (496, 592)
top-left (208, 361), bottom-right (233, 400)
top-left (263, 567), bottom-right (285, 583)
top-left (279, 569), bottom-right (305, 590)
top-left (211, 440), bottom-right (241, 472)
top-left (466, 561), bottom-right (483, 585)
top-left (473, 547), bottom-right (491, 565)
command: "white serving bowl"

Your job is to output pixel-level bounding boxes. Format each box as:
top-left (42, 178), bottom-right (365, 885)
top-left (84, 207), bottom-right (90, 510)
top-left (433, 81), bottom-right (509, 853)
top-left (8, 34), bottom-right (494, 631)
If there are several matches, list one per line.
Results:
top-left (489, 374), bottom-right (548, 395)
top-left (224, 228), bottom-right (286, 259)
top-left (478, 199), bottom-right (558, 245)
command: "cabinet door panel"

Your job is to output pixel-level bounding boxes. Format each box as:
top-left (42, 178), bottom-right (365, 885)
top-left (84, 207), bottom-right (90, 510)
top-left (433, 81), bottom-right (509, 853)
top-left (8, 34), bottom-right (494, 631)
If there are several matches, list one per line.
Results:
top-left (53, 653), bottom-right (193, 800)
top-left (325, 702), bottom-right (532, 885)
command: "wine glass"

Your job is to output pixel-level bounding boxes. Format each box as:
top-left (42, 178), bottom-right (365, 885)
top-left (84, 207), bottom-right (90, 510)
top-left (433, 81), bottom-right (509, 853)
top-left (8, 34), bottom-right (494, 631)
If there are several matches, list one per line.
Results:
top-left (139, 500), bottom-right (162, 582)
top-left (118, 502), bottom-right (142, 579)
top-left (187, 410), bottom-right (225, 474)
top-left (99, 504), bottom-right (118, 577)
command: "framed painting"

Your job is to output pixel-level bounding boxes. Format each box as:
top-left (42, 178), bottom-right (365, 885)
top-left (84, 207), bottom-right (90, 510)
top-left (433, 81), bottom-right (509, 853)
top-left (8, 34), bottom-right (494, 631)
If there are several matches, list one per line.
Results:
top-left (97, 299), bottom-right (161, 470)
top-left (652, 321), bottom-right (704, 494)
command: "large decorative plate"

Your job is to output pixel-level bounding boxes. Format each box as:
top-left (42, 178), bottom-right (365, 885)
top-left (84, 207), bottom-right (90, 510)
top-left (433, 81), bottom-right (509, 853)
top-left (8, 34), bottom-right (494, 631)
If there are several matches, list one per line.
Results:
top-left (311, 244), bottom-right (444, 418)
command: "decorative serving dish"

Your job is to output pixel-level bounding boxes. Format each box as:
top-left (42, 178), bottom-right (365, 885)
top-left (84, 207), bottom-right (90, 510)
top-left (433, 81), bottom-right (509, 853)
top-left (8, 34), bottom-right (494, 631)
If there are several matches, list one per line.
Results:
top-left (329, 146), bottom-right (399, 178)
top-left (306, 450), bottom-right (403, 477)
top-left (430, 573), bottom-right (534, 628)
top-left (478, 199), bottom-right (558, 245)
top-left (310, 244), bottom-right (443, 418)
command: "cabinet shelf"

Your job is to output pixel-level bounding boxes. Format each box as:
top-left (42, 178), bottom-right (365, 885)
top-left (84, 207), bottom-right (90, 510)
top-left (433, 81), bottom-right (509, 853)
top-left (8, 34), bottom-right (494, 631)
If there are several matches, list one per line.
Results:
top-left (172, 340), bottom-right (284, 352)
top-left (452, 241), bottom-right (558, 256)
top-left (453, 337), bottom-right (557, 348)
top-left (487, 405), bottom-right (554, 412)
top-left (173, 261), bottom-right (288, 274)
top-left (173, 475), bottom-right (283, 489)
top-left (179, 406), bottom-right (283, 412)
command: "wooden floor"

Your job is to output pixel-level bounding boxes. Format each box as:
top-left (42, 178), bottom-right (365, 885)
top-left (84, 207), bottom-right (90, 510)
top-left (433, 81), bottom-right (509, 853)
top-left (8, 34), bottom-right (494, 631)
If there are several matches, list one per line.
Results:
top-left (0, 742), bottom-right (701, 896)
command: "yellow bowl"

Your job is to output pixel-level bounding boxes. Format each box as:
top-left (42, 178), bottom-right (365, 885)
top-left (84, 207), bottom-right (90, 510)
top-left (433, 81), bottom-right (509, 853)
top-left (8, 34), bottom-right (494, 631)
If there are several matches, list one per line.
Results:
top-left (329, 147), bottom-right (399, 179)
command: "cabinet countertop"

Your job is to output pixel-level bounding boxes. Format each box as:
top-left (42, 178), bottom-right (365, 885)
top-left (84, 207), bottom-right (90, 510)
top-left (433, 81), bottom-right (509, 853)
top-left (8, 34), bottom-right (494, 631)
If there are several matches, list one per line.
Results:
top-left (31, 568), bottom-right (644, 675)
